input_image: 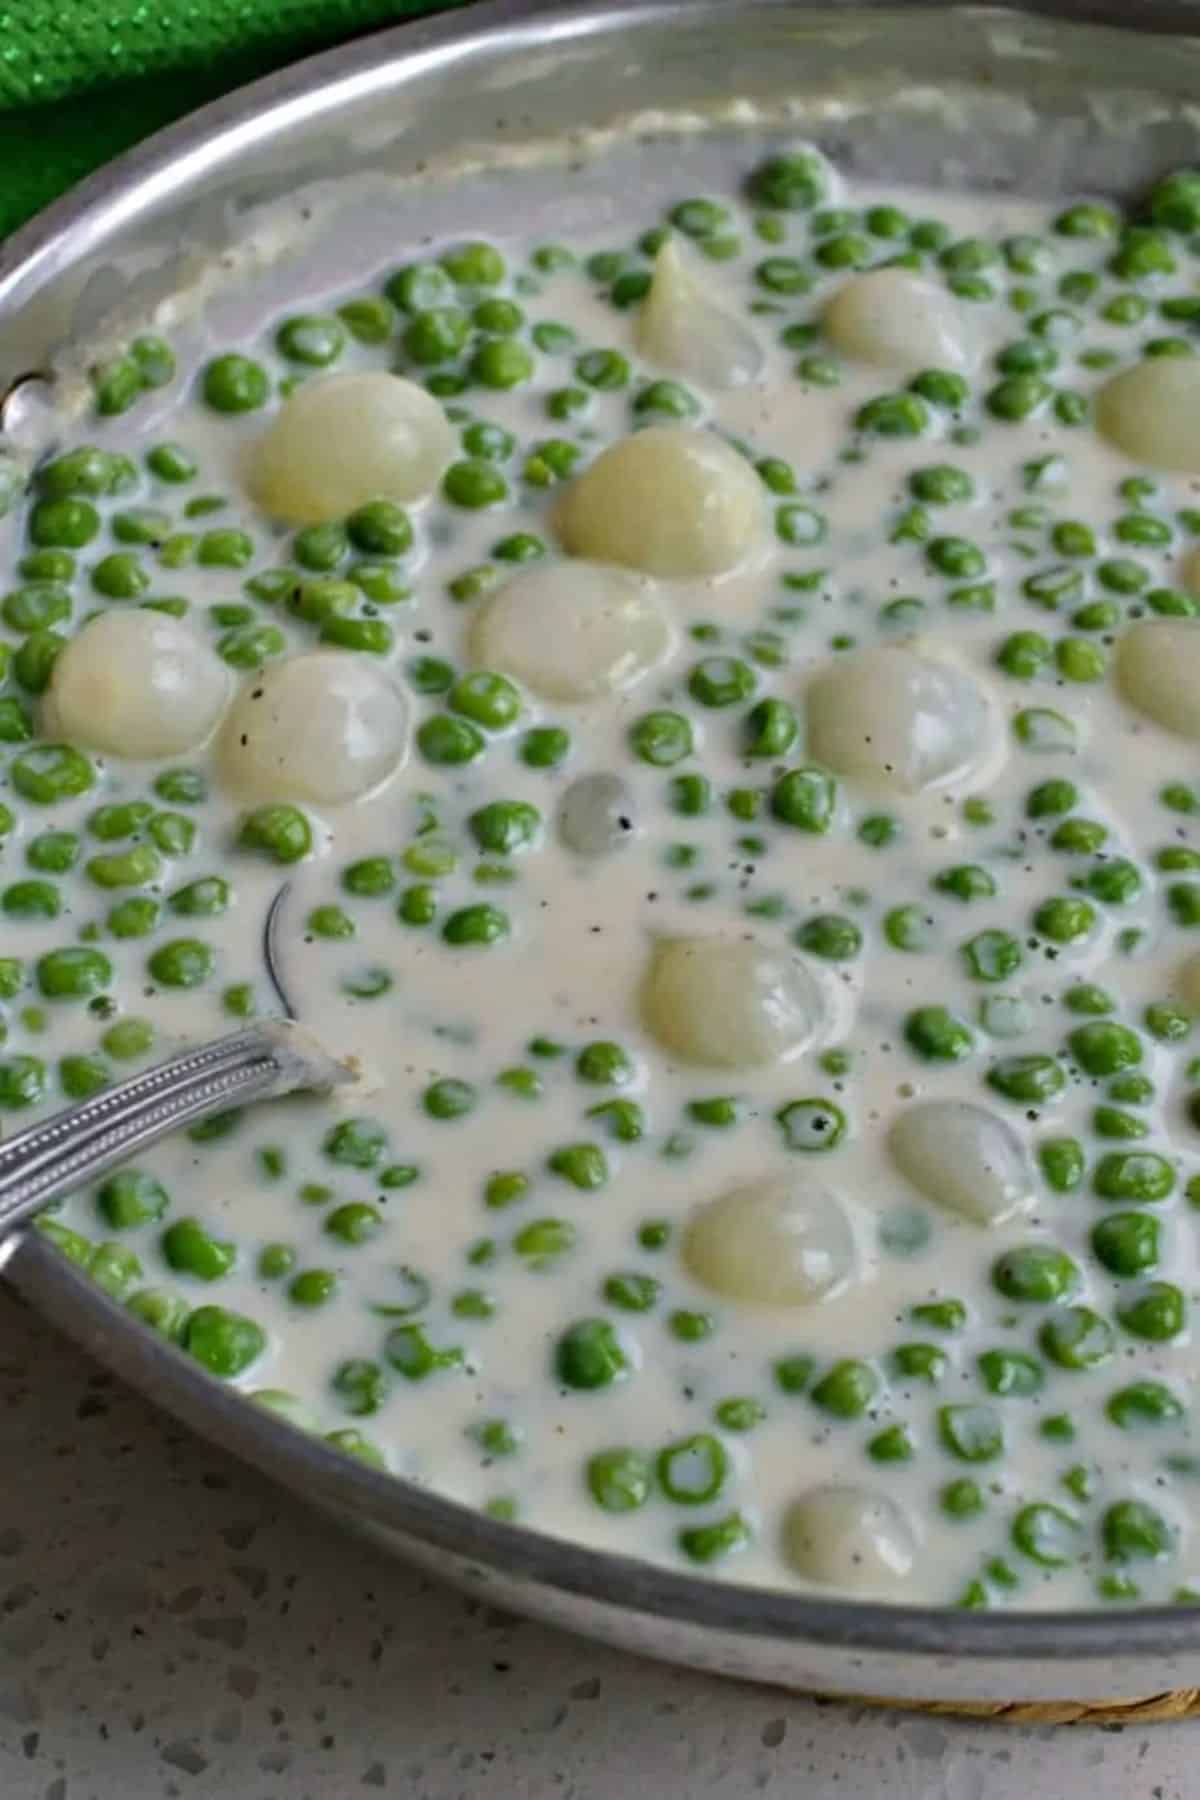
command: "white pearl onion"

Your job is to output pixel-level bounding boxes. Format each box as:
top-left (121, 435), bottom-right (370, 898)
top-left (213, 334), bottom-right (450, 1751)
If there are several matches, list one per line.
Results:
top-left (637, 238), bottom-right (764, 389)
top-left (641, 935), bottom-right (826, 1069)
top-left (888, 1100), bottom-right (1036, 1227)
top-left (822, 267), bottom-right (978, 371)
top-left (218, 651), bottom-right (408, 805)
top-left (556, 427), bottom-right (767, 579)
top-left (781, 1486), bottom-right (917, 1593)
top-left (682, 1175), bottom-right (856, 1306)
top-left (806, 644), bottom-right (994, 794)
top-left (1116, 618), bottom-right (1200, 739)
top-left (1096, 355), bottom-right (1200, 474)
top-left (43, 608), bottom-right (231, 758)
top-left (468, 560), bottom-right (670, 701)
top-left (250, 371), bottom-right (456, 524)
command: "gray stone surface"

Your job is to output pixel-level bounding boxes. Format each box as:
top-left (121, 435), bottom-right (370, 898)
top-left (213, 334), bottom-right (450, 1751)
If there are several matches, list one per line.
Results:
top-left (0, 1287), bottom-right (1193, 1799)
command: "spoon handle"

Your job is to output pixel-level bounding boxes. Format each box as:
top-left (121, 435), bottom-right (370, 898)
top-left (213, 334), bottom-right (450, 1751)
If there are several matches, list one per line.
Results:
top-left (0, 1023), bottom-right (347, 1244)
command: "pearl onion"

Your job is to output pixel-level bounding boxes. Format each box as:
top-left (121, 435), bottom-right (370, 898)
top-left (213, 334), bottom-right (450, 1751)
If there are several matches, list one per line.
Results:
top-left (219, 651), bottom-right (408, 805)
top-left (469, 560), bottom-right (670, 702)
top-left (682, 1175), bottom-right (856, 1306)
top-left (43, 609), bottom-right (231, 758)
top-left (781, 1486), bottom-right (917, 1592)
top-left (806, 644), bottom-right (994, 793)
top-left (250, 371), bottom-right (455, 524)
top-left (556, 427), bottom-right (767, 579)
top-left (888, 1100), bottom-right (1035, 1227)
top-left (641, 935), bottom-right (826, 1069)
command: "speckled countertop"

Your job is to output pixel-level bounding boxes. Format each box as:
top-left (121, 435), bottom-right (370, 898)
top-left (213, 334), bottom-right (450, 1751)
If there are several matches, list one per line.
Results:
top-left (0, 1286), bottom-right (1192, 1800)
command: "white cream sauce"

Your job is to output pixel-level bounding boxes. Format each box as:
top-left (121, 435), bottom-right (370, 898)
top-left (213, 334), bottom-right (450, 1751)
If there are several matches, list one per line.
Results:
top-left (6, 149), bottom-right (1200, 1610)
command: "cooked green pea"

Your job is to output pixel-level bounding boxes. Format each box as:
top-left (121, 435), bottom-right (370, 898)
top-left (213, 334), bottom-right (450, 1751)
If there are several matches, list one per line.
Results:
top-left (555, 1318), bottom-right (628, 1390)
top-left (987, 1054), bottom-right (1066, 1104)
top-left (1102, 1499), bottom-right (1175, 1563)
top-left (202, 354), bottom-right (268, 413)
top-left (469, 800), bottom-right (541, 854)
top-left (237, 805), bottom-right (312, 863)
top-left (1107, 1381), bottom-right (1183, 1430)
top-left (147, 938), bottom-right (214, 989)
top-left (810, 1359), bottom-right (878, 1418)
top-left (962, 929), bottom-right (1023, 983)
top-left (1039, 1305), bottom-right (1114, 1369)
top-left (977, 1349), bottom-right (1044, 1397)
top-left (1091, 1209), bottom-right (1159, 1278)
top-left (587, 1447), bottom-right (652, 1512)
top-left (992, 1244), bottom-right (1079, 1303)
top-left (36, 947), bottom-right (111, 1000)
top-left (2, 880), bottom-right (61, 920)
top-left (938, 1403), bottom-right (1004, 1463)
top-left (97, 1170), bottom-right (169, 1229)
top-left (905, 1006), bottom-right (974, 1062)
top-left (1117, 1281), bottom-right (1186, 1341)
top-left (1093, 1150), bottom-right (1175, 1203)
top-left (442, 904), bottom-right (509, 947)
top-left (162, 1217), bottom-right (236, 1281)
top-left (771, 766), bottom-right (837, 832)
top-left (11, 744), bottom-right (94, 804)
top-left (184, 1306), bottom-right (265, 1377)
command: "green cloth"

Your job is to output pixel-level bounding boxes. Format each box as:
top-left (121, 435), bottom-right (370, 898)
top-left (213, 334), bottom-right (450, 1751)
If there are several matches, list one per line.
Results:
top-left (0, 1), bottom-right (462, 240)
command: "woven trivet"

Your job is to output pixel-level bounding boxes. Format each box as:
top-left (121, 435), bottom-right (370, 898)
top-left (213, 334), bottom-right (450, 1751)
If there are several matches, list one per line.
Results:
top-left (834, 1689), bottom-right (1200, 1724)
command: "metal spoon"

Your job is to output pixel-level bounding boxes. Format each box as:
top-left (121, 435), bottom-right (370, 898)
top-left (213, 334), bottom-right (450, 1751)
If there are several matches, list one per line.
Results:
top-left (0, 882), bottom-right (353, 1245)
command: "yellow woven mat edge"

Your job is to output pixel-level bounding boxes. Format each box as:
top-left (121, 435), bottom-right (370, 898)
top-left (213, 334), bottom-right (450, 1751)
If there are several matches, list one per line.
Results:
top-left (836, 1689), bottom-right (1200, 1725)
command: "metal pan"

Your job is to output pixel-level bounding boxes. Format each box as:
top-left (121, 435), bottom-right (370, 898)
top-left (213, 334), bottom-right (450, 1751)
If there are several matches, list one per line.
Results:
top-left (4, 0), bottom-right (1200, 1705)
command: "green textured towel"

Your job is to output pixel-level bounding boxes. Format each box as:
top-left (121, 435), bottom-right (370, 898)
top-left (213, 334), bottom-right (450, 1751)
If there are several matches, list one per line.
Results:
top-left (0, 2), bottom-right (463, 241)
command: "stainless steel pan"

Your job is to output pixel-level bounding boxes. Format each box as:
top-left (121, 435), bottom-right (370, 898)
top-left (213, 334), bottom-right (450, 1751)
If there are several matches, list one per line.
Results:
top-left (4, 0), bottom-right (1200, 1705)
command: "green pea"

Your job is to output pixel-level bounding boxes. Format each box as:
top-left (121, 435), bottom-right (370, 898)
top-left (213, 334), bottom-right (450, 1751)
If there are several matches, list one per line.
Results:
top-left (102, 1018), bottom-right (155, 1060)
top-left (1117, 1281), bottom-right (1186, 1341)
top-left (1107, 1381), bottom-right (1183, 1430)
top-left (2, 581), bottom-right (71, 632)
top-left (909, 463), bottom-right (974, 505)
top-left (1103, 1499), bottom-right (1175, 1563)
top-left (1068, 1021), bottom-right (1142, 1077)
top-left (148, 938), bottom-right (214, 989)
top-left (904, 1006), bottom-right (974, 1062)
top-left (586, 1448), bottom-right (652, 1513)
top-left (2, 880), bottom-right (60, 920)
top-left (289, 1268), bottom-right (338, 1308)
top-left (97, 1170), bottom-right (169, 1229)
top-left (11, 744), bottom-right (94, 804)
top-left (469, 800), bottom-right (541, 856)
top-left (1033, 895), bottom-right (1097, 944)
top-left (810, 1358), bottom-right (878, 1419)
top-left (986, 374), bottom-right (1051, 420)
top-left (450, 669), bottom-right (521, 731)
top-left (986, 1054), bottom-right (1066, 1105)
top-left (0, 696), bottom-right (32, 742)
top-left (677, 1512), bottom-right (751, 1564)
top-left (124, 1288), bottom-right (189, 1340)
top-left (1036, 1136), bottom-right (1084, 1194)
top-left (25, 831), bottom-right (78, 875)
top-left (168, 877), bottom-right (230, 917)
top-left (417, 714), bottom-right (486, 765)
top-left (603, 1272), bottom-right (661, 1313)
top-left (1039, 1305), bottom-right (1114, 1369)
top-left (184, 1305), bottom-right (266, 1377)
top-left (962, 929), bottom-right (1023, 983)
top-left (202, 354), bottom-right (268, 413)
top-left (941, 1478), bottom-right (985, 1519)
top-left (992, 1244), bottom-right (1079, 1303)
top-left (656, 1433), bottom-right (728, 1505)
top-left (856, 391), bottom-right (930, 437)
top-left (890, 1342), bottom-right (945, 1384)
top-left (934, 863), bottom-right (995, 902)
top-left (996, 630), bottom-right (1052, 680)
top-left (775, 1097), bottom-right (848, 1152)
top-left (442, 904), bottom-right (509, 947)
top-left (238, 804), bottom-right (312, 864)
top-left (1010, 1502), bottom-right (1080, 1570)
top-left (35, 947), bottom-right (112, 1001)
top-left (938, 1403), bottom-right (1004, 1463)
top-left (770, 766), bottom-right (837, 833)
top-left (555, 1318), bottom-right (628, 1390)
top-left (108, 897), bottom-right (162, 939)
top-left (977, 1348), bottom-right (1043, 1397)
top-left (162, 1217), bottom-right (236, 1281)
top-left (59, 1054), bottom-right (111, 1100)
top-left (443, 459), bottom-right (509, 508)
top-left (1145, 1001), bottom-right (1190, 1043)
top-left (1093, 1150), bottom-right (1174, 1203)
top-left (1093, 1209), bottom-right (1158, 1281)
